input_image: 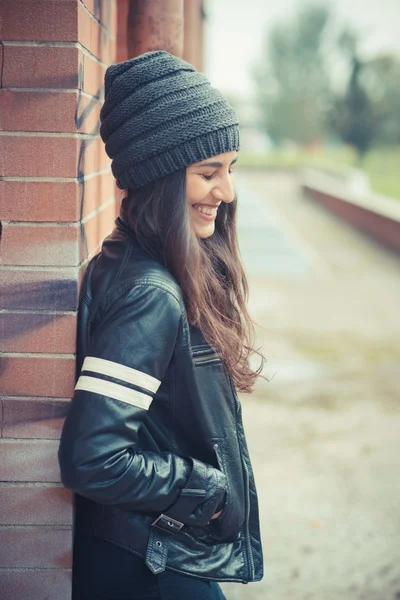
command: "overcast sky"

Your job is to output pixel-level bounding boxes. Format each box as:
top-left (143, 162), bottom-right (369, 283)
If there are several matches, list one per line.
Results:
top-left (204, 0), bottom-right (400, 98)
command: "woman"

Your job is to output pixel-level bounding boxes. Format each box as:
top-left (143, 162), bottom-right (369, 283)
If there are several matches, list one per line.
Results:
top-left (59, 50), bottom-right (264, 600)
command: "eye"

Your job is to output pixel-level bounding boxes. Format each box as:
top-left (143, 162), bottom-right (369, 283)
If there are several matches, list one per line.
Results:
top-left (201, 173), bottom-right (215, 181)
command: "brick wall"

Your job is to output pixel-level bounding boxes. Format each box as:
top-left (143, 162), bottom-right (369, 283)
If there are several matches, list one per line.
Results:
top-left (183, 0), bottom-right (204, 71)
top-left (0, 1), bottom-right (117, 598)
top-left (0, 1), bottom-right (206, 597)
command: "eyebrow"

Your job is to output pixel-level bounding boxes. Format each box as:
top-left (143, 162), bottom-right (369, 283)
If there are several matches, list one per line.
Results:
top-left (197, 157), bottom-right (238, 168)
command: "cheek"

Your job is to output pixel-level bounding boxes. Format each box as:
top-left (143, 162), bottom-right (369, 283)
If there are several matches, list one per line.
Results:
top-left (186, 177), bottom-right (209, 205)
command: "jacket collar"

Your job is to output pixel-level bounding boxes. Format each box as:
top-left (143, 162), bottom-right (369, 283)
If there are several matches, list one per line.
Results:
top-left (115, 216), bottom-right (139, 245)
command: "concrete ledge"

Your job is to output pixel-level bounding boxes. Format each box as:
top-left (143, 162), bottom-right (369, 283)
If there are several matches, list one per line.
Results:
top-left (300, 167), bottom-right (400, 255)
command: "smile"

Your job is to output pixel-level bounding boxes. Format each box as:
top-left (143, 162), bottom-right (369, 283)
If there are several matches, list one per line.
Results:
top-left (192, 204), bottom-right (218, 220)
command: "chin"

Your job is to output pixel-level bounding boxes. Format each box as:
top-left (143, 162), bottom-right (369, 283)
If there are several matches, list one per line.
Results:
top-left (193, 224), bottom-right (215, 239)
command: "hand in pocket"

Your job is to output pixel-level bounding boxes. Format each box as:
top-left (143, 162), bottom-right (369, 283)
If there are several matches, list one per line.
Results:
top-left (210, 509), bottom-right (223, 520)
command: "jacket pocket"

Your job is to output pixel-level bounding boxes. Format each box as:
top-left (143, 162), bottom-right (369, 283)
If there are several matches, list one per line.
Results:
top-left (207, 438), bottom-right (244, 543)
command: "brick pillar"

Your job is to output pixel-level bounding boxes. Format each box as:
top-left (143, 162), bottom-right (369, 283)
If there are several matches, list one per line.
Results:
top-left (0, 1), bottom-right (116, 598)
top-left (117, 0), bottom-right (129, 62)
top-left (183, 0), bottom-right (205, 71)
top-left (127, 0), bottom-right (184, 57)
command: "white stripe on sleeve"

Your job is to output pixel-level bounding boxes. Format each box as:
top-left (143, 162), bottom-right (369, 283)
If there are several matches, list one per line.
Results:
top-left (75, 375), bottom-right (153, 410)
top-left (81, 356), bottom-right (160, 394)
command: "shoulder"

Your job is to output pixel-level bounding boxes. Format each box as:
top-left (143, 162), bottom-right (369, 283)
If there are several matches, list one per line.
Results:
top-left (111, 254), bottom-right (184, 317)
top-left (89, 225), bottom-right (185, 315)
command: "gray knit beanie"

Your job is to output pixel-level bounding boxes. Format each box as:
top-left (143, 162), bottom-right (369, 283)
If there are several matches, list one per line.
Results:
top-left (100, 50), bottom-right (240, 190)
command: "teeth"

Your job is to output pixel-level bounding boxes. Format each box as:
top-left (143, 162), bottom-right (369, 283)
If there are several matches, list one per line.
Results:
top-left (194, 205), bottom-right (216, 216)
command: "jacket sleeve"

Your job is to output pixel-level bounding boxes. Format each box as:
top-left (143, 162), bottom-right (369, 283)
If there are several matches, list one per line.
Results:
top-left (58, 283), bottom-right (226, 527)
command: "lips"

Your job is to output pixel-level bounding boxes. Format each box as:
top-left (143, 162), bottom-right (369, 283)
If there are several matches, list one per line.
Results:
top-left (193, 204), bottom-right (218, 217)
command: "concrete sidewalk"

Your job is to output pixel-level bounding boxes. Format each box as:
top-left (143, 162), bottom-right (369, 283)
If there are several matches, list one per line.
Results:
top-left (222, 171), bottom-right (400, 600)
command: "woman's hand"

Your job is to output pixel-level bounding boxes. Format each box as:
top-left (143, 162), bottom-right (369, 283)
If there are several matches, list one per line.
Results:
top-left (210, 509), bottom-right (223, 520)
top-left (210, 490), bottom-right (226, 520)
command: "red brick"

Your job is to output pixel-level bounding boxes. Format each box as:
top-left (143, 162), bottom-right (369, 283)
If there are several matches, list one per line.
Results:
top-left (75, 135), bottom-right (111, 178)
top-left (78, 259), bottom-right (90, 289)
top-left (91, 17), bottom-right (115, 65)
top-left (109, 0), bottom-right (118, 38)
top-left (0, 171), bottom-right (116, 225)
top-left (0, 136), bottom-right (78, 178)
top-left (0, 356), bottom-right (75, 398)
top-left (108, 35), bottom-right (117, 65)
top-left (0, 37), bottom-right (4, 77)
top-left (79, 136), bottom-right (98, 175)
top-left (0, 484), bottom-right (72, 525)
top-left (1, 267), bottom-right (79, 311)
top-left (0, 439), bottom-right (61, 482)
top-left (0, 174), bottom-right (115, 224)
top-left (82, 201), bottom-right (116, 258)
top-left (1, 222), bottom-right (80, 266)
top-left (0, 134), bottom-right (110, 179)
top-left (0, 312), bottom-right (76, 354)
top-left (0, 527), bottom-right (72, 568)
top-left (115, 187), bottom-right (123, 218)
top-left (0, 180), bottom-right (80, 222)
top-left (2, 46), bottom-right (82, 89)
top-left (98, 135), bottom-right (112, 170)
top-left (78, 2), bottom-right (92, 57)
top-left (1, 0), bottom-right (78, 42)
top-left (81, 171), bottom-right (117, 218)
top-left (0, 179), bottom-right (117, 264)
top-left (2, 397), bottom-right (70, 438)
top-left (81, 0), bottom-right (100, 20)
top-left (0, 135), bottom-right (109, 180)
top-left (0, 569), bottom-right (72, 600)
top-left (0, 90), bottom-right (101, 134)
top-left (75, 91), bottom-right (102, 134)
top-left (78, 2), bottom-right (116, 63)
top-left (83, 53), bottom-right (106, 97)
top-left (116, 0), bottom-right (129, 62)
top-left (82, 0), bottom-right (117, 34)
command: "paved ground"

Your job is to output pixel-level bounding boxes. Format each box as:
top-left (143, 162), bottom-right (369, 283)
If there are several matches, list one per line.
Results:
top-left (221, 172), bottom-right (400, 600)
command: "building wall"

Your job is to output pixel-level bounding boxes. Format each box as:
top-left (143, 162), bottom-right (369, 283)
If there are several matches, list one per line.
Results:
top-left (0, 1), bottom-right (117, 597)
top-left (0, 1), bottom-right (204, 597)
top-left (183, 0), bottom-right (204, 71)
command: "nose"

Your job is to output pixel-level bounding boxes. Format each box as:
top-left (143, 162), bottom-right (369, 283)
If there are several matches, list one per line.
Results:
top-left (211, 173), bottom-right (234, 204)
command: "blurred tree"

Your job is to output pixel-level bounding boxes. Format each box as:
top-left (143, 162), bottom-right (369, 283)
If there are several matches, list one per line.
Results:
top-left (362, 54), bottom-right (400, 145)
top-left (255, 4), bottom-right (400, 156)
top-left (329, 31), bottom-right (380, 160)
top-left (254, 4), bottom-right (331, 145)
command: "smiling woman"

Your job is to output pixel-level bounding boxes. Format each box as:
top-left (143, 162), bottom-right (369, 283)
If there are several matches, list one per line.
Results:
top-left (186, 152), bottom-right (237, 238)
top-left (59, 50), bottom-right (264, 600)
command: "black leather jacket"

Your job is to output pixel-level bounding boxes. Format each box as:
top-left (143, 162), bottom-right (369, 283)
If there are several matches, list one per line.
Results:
top-left (58, 217), bottom-right (263, 583)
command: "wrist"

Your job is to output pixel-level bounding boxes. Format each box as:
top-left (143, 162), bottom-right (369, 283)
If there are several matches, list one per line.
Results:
top-left (215, 490), bottom-right (226, 513)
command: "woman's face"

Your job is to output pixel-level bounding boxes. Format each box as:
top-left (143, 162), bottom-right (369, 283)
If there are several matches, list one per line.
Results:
top-left (186, 150), bottom-right (237, 239)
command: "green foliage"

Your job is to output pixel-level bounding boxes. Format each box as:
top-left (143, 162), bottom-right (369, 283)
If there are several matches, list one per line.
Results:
top-left (254, 4), bottom-right (331, 145)
top-left (330, 61), bottom-right (377, 158)
top-left (254, 4), bottom-right (400, 157)
top-left (329, 31), bottom-right (381, 158)
top-left (362, 55), bottom-right (400, 145)
top-left (362, 147), bottom-right (400, 199)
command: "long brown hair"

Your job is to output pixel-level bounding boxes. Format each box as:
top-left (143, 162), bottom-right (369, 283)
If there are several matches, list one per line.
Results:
top-left (120, 168), bottom-right (264, 393)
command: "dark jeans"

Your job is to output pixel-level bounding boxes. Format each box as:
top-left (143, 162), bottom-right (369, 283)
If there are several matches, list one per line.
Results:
top-left (73, 534), bottom-right (227, 600)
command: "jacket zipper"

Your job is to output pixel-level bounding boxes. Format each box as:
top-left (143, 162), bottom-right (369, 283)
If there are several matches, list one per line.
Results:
top-left (231, 383), bottom-right (255, 581)
top-left (193, 346), bottom-right (255, 581)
